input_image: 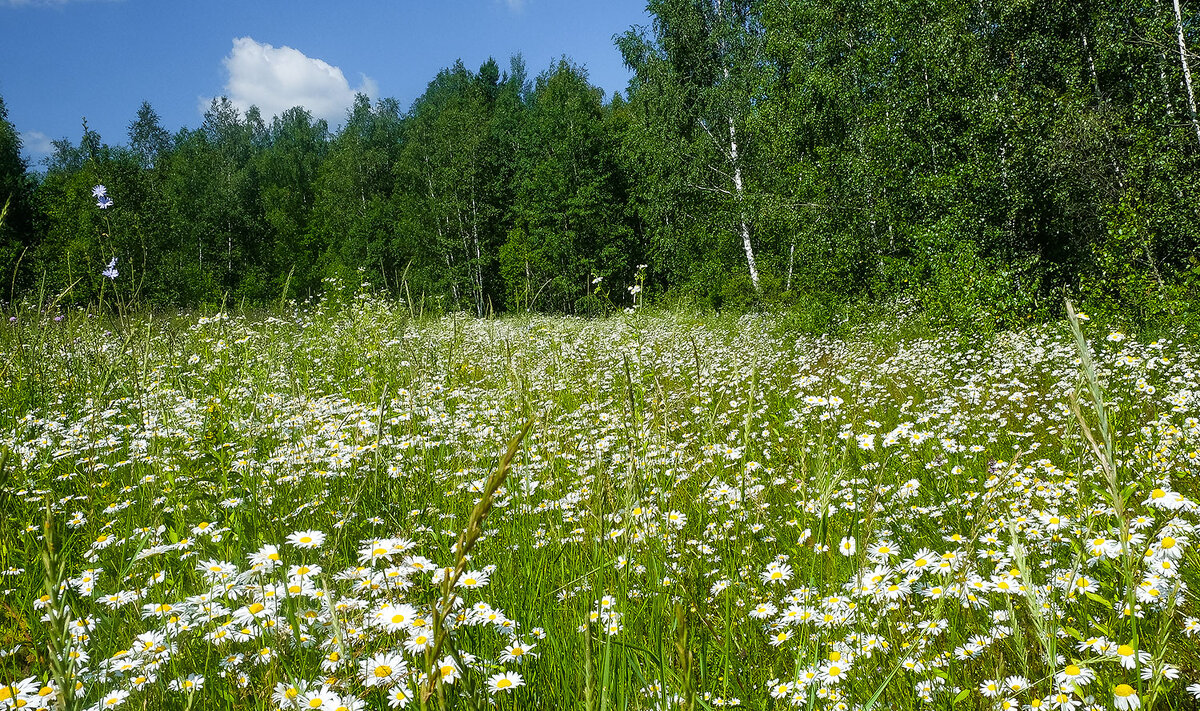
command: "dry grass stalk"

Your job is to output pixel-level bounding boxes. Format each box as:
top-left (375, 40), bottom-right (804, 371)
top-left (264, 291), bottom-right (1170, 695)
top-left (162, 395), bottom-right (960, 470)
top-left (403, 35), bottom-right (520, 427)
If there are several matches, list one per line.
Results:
top-left (421, 417), bottom-right (535, 705)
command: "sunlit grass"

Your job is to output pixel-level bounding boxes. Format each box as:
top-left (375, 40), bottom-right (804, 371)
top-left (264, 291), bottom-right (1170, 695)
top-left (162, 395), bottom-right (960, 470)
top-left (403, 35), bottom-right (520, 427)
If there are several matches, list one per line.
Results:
top-left (0, 293), bottom-right (1197, 710)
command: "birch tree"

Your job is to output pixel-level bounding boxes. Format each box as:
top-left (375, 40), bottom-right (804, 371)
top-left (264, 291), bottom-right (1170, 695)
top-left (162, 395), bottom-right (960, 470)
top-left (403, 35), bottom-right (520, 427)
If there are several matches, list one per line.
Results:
top-left (618, 0), bottom-right (767, 294)
top-left (1171, 0), bottom-right (1200, 146)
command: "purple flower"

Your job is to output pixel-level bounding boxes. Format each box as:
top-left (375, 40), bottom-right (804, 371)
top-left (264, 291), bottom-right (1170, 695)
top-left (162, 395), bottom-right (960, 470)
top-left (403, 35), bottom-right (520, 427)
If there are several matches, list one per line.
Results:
top-left (92, 185), bottom-right (107, 199)
top-left (102, 257), bottom-right (118, 280)
top-left (96, 195), bottom-right (113, 209)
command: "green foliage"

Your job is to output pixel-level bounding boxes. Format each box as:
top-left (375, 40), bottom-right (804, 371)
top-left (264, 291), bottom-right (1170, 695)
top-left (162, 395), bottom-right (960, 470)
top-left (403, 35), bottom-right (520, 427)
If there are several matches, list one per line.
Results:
top-left (915, 239), bottom-right (1042, 334)
top-left (2, 0), bottom-right (1200, 324)
top-left (508, 59), bottom-right (637, 313)
top-left (0, 95), bottom-right (35, 295)
top-left (498, 227), bottom-right (548, 311)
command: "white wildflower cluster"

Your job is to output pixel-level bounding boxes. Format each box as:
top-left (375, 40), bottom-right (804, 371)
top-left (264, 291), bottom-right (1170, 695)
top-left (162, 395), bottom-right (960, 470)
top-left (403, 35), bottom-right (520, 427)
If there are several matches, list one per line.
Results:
top-left (1, 309), bottom-right (1199, 708)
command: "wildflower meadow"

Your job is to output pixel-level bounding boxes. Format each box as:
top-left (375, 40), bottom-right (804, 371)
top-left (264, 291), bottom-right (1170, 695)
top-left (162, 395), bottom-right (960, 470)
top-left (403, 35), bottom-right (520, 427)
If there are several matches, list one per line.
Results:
top-left (0, 294), bottom-right (1198, 710)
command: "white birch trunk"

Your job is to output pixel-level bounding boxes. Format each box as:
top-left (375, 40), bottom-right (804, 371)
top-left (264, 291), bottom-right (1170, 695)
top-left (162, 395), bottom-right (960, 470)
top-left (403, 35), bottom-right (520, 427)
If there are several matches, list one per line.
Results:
top-left (1161, 52), bottom-right (1177, 118)
top-left (1082, 32), bottom-right (1102, 101)
top-left (714, 0), bottom-right (760, 292)
top-left (471, 195), bottom-right (484, 318)
top-left (728, 116), bottom-right (761, 292)
top-left (785, 240), bottom-right (795, 292)
top-left (1172, 0), bottom-right (1200, 146)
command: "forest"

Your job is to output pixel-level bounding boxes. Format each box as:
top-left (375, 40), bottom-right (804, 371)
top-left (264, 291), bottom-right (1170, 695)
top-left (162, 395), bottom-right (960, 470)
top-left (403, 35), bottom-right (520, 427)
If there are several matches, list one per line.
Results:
top-left (1, 0), bottom-right (1199, 328)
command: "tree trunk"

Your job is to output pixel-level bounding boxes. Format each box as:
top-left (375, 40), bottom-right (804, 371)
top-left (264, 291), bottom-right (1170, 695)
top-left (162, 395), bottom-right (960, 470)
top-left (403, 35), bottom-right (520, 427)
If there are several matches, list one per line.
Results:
top-left (785, 239), bottom-right (795, 292)
top-left (1161, 51), bottom-right (1177, 118)
top-left (1082, 31), bottom-right (1102, 102)
top-left (1172, 0), bottom-right (1200, 146)
top-left (728, 115), bottom-right (761, 292)
top-left (714, 0), bottom-right (761, 292)
top-left (471, 195), bottom-right (484, 317)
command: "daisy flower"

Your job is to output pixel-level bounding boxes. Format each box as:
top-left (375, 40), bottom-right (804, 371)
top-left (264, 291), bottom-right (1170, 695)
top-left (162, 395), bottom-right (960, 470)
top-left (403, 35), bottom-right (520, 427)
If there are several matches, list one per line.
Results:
top-left (1004, 675), bottom-right (1029, 694)
top-left (1054, 663), bottom-right (1094, 689)
top-left (301, 687), bottom-right (340, 710)
top-left (500, 641), bottom-right (536, 663)
top-left (386, 686), bottom-right (411, 708)
top-left (403, 632), bottom-right (433, 654)
top-left (434, 656), bottom-right (459, 684)
top-left (375, 603), bottom-right (417, 633)
top-left (99, 689), bottom-right (131, 708)
top-left (819, 660), bottom-right (849, 684)
top-left (457, 571), bottom-right (489, 588)
top-left (487, 671), bottom-right (524, 693)
top-left (1113, 684), bottom-right (1140, 710)
top-left (286, 530), bottom-right (326, 549)
top-left (749, 602), bottom-right (777, 619)
top-left (761, 562), bottom-right (792, 585)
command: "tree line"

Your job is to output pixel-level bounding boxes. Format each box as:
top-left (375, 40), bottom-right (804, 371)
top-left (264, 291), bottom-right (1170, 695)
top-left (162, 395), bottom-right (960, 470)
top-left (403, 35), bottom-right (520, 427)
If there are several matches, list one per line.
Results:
top-left (1, 0), bottom-right (1199, 325)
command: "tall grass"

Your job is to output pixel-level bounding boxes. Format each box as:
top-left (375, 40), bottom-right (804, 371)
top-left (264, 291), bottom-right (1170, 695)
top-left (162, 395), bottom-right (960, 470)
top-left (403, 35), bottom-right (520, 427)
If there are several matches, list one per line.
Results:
top-left (0, 292), bottom-right (1197, 709)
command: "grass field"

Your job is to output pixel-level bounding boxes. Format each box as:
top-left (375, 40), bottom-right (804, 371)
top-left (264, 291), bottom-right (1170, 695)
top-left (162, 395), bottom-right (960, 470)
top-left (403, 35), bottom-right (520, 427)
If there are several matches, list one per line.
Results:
top-left (0, 294), bottom-right (1198, 710)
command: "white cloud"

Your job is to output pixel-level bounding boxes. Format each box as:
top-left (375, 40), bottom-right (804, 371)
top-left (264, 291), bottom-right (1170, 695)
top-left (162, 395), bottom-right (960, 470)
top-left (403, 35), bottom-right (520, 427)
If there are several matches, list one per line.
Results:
top-left (219, 36), bottom-right (374, 125)
top-left (503, 0), bottom-right (526, 10)
top-left (19, 130), bottom-right (54, 158)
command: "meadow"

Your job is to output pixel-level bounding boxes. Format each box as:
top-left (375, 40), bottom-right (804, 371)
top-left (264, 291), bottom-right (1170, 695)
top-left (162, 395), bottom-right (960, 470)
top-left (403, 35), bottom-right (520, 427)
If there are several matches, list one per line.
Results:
top-left (0, 292), bottom-right (1197, 710)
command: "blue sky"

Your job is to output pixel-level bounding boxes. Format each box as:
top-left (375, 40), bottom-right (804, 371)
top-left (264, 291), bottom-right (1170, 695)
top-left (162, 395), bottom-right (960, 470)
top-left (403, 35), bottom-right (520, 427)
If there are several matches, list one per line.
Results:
top-left (0, 0), bottom-right (652, 164)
